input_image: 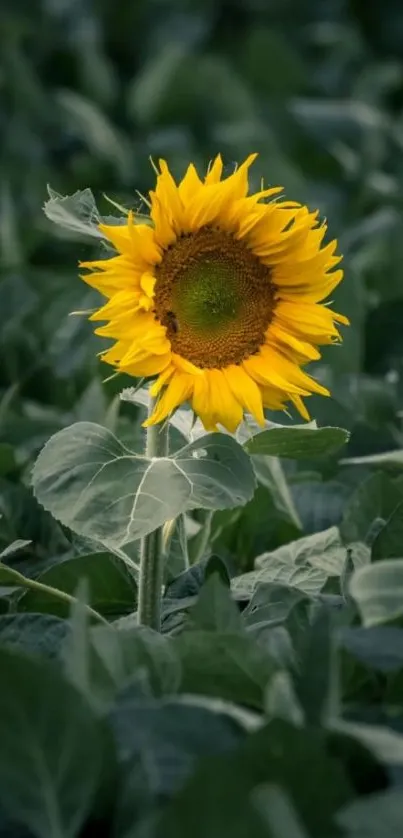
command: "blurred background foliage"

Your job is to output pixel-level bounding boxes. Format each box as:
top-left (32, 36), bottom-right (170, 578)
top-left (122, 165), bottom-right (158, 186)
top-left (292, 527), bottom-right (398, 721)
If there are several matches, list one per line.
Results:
top-left (1, 0), bottom-right (403, 571)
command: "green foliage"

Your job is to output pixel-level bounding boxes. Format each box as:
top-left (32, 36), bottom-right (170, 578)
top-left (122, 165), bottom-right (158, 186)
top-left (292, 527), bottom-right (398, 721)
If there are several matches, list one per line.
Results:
top-left (2, 0), bottom-right (403, 834)
top-left (32, 422), bottom-right (256, 551)
top-left (245, 425), bottom-right (350, 458)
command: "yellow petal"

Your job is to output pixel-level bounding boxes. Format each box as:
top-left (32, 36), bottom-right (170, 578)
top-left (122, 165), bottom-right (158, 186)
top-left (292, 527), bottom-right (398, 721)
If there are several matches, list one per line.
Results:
top-left (289, 394), bottom-right (311, 421)
top-left (205, 369), bottom-right (243, 433)
top-left (204, 155), bottom-right (223, 185)
top-left (152, 160), bottom-right (185, 235)
top-left (275, 300), bottom-right (348, 343)
top-left (179, 163), bottom-right (203, 204)
top-left (244, 346), bottom-right (330, 398)
top-left (243, 353), bottom-right (308, 395)
top-left (171, 353), bottom-right (203, 376)
top-left (144, 372), bottom-right (194, 426)
top-left (140, 271), bottom-right (156, 298)
top-left (192, 374), bottom-right (218, 432)
top-left (267, 322), bottom-right (321, 361)
top-left (260, 386), bottom-right (289, 412)
top-left (223, 365), bottom-right (265, 425)
top-left (184, 153), bottom-right (258, 232)
top-left (121, 353), bottom-right (172, 377)
top-left (89, 289), bottom-right (142, 322)
top-left (149, 365), bottom-right (175, 397)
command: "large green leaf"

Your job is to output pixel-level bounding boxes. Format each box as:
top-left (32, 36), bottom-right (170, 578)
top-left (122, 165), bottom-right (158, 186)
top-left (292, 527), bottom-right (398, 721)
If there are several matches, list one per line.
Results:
top-left (256, 527), bottom-right (347, 574)
top-left (232, 527), bottom-right (347, 600)
top-left (292, 607), bottom-right (334, 726)
top-left (0, 613), bottom-right (69, 660)
top-left (371, 501), bottom-right (403, 560)
top-left (32, 422), bottom-right (255, 548)
top-left (18, 552), bottom-right (136, 617)
top-left (155, 720), bottom-right (354, 838)
top-left (252, 455), bottom-right (302, 531)
top-left (349, 560), bottom-right (403, 626)
top-left (341, 472), bottom-right (403, 544)
top-left (244, 425), bottom-right (349, 459)
top-left (110, 687), bottom-right (243, 795)
top-left (232, 559), bottom-right (327, 600)
top-left (63, 600), bottom-right (181, 712)
top-left (0, 646), bottom-right (107, 838)
top-left (173, 630), bottom-right (276, 709)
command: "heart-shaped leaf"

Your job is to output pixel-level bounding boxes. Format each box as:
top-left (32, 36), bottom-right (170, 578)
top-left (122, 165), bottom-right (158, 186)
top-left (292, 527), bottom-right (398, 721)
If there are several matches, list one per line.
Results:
top-left (32, 422), bottom-right (255, 549)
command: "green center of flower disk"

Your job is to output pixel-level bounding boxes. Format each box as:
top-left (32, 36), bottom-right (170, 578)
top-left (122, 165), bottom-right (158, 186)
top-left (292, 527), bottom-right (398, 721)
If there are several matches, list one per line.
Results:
top-left (153, 228), bottom-right (276, 368)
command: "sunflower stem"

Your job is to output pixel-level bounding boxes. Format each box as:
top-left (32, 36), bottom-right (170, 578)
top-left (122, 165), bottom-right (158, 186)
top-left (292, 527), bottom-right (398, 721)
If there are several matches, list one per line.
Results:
top-left (137, 399), bottom-right (169, 631)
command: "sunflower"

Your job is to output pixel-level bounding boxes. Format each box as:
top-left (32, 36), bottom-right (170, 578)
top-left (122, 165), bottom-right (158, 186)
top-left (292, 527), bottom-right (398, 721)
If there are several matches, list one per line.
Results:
top-left (81, 154), bottom-right (347, 432)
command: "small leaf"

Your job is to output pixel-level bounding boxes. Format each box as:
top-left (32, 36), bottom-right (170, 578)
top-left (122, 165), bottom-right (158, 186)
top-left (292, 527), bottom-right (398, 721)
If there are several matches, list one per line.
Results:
top-left (164, 560), bottom-right (207, 601)
top-left (63, 614), bottom-right (181, 712)
top-left (204, 554), bottom-right (231, 587)
top-left (44, 186), bottom-right (103, 239)
top-left (32, 422), bottom-right (255, 549)
top-left (349, 560), bottom-right (403, 626)
top-left (245, 425), bottom-right (349, 459)
top-left (173, 630), bottom-right (276, 709)
top-left (0, 646), bottom-right (107, 838)
top-left (188, 573), bottom-right (242, 633)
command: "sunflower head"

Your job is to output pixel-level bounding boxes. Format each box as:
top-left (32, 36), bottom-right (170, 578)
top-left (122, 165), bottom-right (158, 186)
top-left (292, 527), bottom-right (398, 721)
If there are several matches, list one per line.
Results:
top-left (81, 154), bottom-right (348, 432)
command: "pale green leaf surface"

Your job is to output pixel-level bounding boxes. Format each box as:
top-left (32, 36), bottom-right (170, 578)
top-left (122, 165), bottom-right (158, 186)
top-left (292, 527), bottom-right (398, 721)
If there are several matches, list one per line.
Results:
top-left (32, 422), bottom-right (255, 548)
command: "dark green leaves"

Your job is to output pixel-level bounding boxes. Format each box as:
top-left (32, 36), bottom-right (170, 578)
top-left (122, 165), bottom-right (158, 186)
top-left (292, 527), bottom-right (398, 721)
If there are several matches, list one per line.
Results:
top-left (32, 422), bottom-right (255, 548)
top-left (156, 721), bottom-right (355, 838)
top-left (18, 552), bottom-right (137, 617)
top-left (232, 527), bottom-right (347, 599)
top-left (371, 501), bottom-right (403, 560)
top-left (173, 630), bottom-right (275, 709)
top-left (244, 425), bottom-right (349, 459)
top-left (0, 646), bottom-right (108, 838)
top-left (341, 472), bottom-right (403, 545)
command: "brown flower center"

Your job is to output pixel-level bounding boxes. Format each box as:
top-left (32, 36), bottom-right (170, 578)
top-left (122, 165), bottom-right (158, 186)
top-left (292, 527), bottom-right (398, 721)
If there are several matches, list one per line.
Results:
top-left (153, 227), bottom-right (276, 368)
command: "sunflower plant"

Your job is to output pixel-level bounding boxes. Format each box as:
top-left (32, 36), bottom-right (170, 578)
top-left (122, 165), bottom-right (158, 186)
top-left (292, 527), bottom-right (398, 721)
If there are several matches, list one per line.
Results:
top-left (33, 155), bottom-right (349, 630)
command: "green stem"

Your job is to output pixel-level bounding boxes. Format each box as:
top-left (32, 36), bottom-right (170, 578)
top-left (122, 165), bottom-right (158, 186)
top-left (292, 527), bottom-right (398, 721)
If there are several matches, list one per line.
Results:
top-left (137, 400), bottom-right (169, 630)
top-left (0, 564), bottom-right (108, 626)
